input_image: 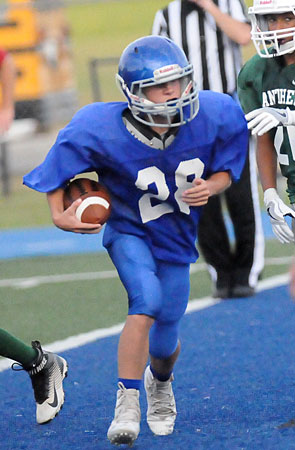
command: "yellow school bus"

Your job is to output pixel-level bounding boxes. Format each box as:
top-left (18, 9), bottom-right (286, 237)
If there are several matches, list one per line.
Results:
top-left (0, 0), bottom-right (77, 128)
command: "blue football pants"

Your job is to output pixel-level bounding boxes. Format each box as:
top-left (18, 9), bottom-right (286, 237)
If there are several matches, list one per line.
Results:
top-left (105, 229), bottom-right (190, 359)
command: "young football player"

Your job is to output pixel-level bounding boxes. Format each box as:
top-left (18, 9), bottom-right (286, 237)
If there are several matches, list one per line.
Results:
top-left (238, 0), bottom-right (295, 244)
top-left (23, 36), bottom-right (249, 446)
top-left (0, 328), bottom-right (67, 424)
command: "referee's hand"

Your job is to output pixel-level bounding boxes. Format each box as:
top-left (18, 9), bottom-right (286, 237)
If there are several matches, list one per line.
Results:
top-left (189, 0), bottom-right (214, 10)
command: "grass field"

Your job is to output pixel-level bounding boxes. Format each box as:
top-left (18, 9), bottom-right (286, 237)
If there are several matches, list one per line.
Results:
top-left (0, 236), bottom-right (293, 349)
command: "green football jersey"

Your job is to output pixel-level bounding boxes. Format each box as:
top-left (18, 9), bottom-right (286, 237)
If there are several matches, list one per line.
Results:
top-left (238, 54), bottom-right (295, 203)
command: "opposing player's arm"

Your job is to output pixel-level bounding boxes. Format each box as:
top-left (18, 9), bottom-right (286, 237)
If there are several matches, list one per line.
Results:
top-left (257, 134), bottom-right (295, 243)
top-left (47, 188), bottom-right (102, 234)
top-left (182, 171), bottom-right (231, 206)
top-left (246, 107), bottom-right (295, 136)
top-left (256, 133), bottom-right (277, 191)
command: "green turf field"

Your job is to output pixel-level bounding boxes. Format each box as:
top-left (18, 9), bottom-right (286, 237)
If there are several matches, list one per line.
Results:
top-left (0, 237), bottom-right (293, 348)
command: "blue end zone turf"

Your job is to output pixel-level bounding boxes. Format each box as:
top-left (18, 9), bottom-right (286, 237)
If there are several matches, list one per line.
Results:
top-left (0, 211), bottom-right (277, 259)
top-left (1, 284), bottom-right (295, 449)
top-left (0, 226), bottom-right (106, 259)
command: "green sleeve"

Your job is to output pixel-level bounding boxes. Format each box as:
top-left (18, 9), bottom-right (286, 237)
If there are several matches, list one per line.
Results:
top-left (237, 55), bottom-right (264, 114)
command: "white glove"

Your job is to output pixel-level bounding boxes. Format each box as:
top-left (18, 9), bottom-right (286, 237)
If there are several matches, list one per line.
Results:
top-left (245, 107), bottom-right (295, 136)
top-left (264, 188), bottom-right (295, 244)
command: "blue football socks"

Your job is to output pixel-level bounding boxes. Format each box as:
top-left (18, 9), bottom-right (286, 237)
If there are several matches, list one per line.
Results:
top-left (118, 378), bottom-right (142, 390)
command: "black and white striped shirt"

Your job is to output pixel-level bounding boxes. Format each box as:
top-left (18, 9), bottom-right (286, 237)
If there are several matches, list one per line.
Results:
top-left (151, 0), bottom-right (249, 94)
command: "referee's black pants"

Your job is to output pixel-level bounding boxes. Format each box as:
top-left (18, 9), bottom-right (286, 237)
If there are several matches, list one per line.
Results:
top-left (197, 150), bottom-right (261, 290)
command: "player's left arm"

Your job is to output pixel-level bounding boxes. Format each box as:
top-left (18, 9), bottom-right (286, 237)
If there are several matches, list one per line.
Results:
top-left (182, 171), bottom-right (231, 206)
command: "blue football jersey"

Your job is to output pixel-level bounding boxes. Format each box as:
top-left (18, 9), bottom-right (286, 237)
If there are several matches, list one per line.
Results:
top-left (23, 91), bottom-right (248, 263)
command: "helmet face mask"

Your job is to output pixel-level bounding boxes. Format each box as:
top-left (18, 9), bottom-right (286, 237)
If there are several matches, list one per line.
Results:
top-left (116, 36), bottom-right (199, 127)
top-left (249, 0), bottom-right (295, 58)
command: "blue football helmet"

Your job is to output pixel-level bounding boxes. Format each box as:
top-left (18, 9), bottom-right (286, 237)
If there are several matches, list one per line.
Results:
top-left (116, 36), bottom-right (199, 127)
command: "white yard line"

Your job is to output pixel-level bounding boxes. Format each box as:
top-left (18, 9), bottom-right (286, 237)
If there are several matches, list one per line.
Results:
top-left (0, 273), bottom-right (290, 373)
top-left (0, 257), bottom-right (291, 289)
top-left (0, 270), bottom-right (118, 289)
top-left (256, 273), bottom-right (290, 291)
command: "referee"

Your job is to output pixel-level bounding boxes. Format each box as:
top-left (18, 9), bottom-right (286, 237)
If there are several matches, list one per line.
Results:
top-left (152, 0), bottom-right (265, 298)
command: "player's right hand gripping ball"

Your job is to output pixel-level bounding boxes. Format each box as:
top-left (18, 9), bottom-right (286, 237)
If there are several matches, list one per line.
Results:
top-left (63, 178), bottom-right (111, 225)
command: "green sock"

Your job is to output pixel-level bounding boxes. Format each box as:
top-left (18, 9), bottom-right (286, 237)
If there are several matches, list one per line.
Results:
top-left (0, 329), bottom-right (38, 366)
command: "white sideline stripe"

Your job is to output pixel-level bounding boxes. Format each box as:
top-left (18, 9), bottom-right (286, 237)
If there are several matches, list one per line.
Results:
top-left (0, 297), bottom-right (218, 373)
top-left (0, 265), bottom-right (206, 289)
top-left (0, 258), bottom-right (290, 289)
top-left (0, 323), bottom-right (125, 373)
top-left (0, 274), bottom-right (289, 373)
top-left (265, 256), bottom-right (293, 265)
top-left (256, 273), bottom-right (289, 291)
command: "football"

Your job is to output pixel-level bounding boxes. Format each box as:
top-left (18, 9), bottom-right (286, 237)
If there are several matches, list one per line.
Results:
top-left (63, 178), bottom-right (111, 225)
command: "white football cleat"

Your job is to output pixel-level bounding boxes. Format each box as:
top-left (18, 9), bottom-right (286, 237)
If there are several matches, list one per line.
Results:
top-left (144, 365), bottom-right (177, 435)
top-left (107, 382), bottom-right (140, 446)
